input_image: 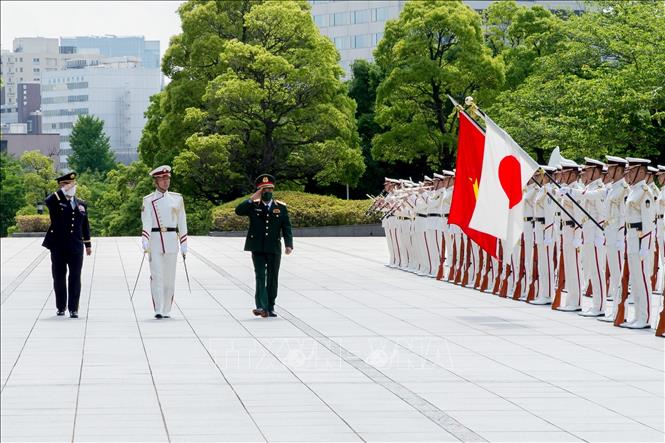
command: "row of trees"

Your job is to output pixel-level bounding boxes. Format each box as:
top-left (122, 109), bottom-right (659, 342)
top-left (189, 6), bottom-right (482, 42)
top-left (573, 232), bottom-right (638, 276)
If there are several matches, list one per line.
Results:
top-left (2, 0), bottom-right (662, 236)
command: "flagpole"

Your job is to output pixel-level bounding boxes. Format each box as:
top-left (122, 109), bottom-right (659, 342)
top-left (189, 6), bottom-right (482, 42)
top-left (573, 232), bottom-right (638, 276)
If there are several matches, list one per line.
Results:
top-left (447, 95), bottom-right (603, 232)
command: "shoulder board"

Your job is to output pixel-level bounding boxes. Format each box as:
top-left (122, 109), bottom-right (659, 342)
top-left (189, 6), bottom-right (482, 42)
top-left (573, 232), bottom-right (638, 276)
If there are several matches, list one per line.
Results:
top-left (169, 191), bottom-right (181, 196)
top-left (275, 200), bottom-right (287, 206)
top-left (252, 199), bottom-right (261, 203)
top-left (143, 193), bottom-right (153, 199)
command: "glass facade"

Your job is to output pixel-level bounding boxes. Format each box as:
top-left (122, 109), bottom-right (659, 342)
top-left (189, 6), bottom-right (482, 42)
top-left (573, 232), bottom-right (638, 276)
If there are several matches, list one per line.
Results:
top-left (59, 36), bottom-right (160, 68)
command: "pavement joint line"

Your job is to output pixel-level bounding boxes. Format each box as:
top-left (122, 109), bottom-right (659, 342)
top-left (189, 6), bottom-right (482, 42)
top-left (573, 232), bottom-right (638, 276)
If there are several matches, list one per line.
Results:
top-left (185, 259), bottom-right (367, 442)
top-left (318, 272), bottom-right (665, 436)
top-left (168, 299), bottom-right (270, 441)
top-left (1, 249), bottom-right (49, 305)
top-left (190, 247), bottom-right (485, 442)
top-left (1, 237), bottom-right (39, 266)
top-left (71, 240), bottom-right (98, 443)
top-left (115, 239), bottom-right (171, 443)
top-left (1, 288), bottom-right (53, 393)
top-left (287, 281), bottom-right (584, 441)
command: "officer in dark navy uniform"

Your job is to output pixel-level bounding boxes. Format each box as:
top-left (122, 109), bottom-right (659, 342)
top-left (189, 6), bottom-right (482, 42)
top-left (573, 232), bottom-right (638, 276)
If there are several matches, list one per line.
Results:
top-left (235, 174), bottom-right (293, 318)
top-left (42, 172), bottom-right (92, 318)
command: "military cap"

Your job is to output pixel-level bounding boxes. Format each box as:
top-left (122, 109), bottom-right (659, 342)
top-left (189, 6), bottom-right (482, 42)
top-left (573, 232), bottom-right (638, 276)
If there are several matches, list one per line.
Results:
top-left (56, 171), bottom-right (77, 183)
top-left (539, 165), bottom-right (557, 172)
top-left (384, 177), bottom-right (400, 183)
top-left (150, 165), bottom-right (172, 177)
top-left (605, 155), bottom-right (628, 165)
top-left (442, 170), bottom-right (455, 176)
top-left (626, 157), bottom-right (651, 165)
top-left (560, 159), bottom-right (580, 169)
top-left (255, 174), bottom-right (275, 189)
top-left (647, 166), bottom-right (658, 173)
top-left (584, 157), bottom-right (605, 168)
top-left (658, 165), bottom-right (665, 171)
top-left (433, 173), bottom-right (445, 179)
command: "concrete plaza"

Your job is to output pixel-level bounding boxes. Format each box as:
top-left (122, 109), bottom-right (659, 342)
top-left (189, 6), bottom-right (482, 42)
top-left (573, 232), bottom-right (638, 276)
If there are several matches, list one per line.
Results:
top-left (1, 236), bottom-right (663, 442)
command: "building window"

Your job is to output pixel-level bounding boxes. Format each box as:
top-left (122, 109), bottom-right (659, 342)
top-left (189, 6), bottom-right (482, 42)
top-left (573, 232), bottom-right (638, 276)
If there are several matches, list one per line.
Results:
top-left (372, 32), bottom-right (384, 46)
top-left (59, 122), bottom-right (74, 129)
top-left (59, 135), bottom-right (70, 143)
top-left (314, 14), bottom-right (329, 27)
top-left (353, 9), bottom-right (370, 24)
top-left (32, 57), bottom-right (40, 63)
top-left (372, 7), bottom-right (389, 22)
top-left (19, 67), bottom-right (23, 72)
top-left (33, 68), bottom-right (40, 73)
top-left (334, 36), bottom-right (350, 50)
top-left (333, 11), bottom-right (350, 26)
top-left (352, 34), bottom-right (370, 49)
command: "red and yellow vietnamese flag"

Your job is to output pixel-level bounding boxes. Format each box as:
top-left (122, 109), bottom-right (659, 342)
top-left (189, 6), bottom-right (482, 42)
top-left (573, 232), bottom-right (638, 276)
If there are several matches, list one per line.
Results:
top-left (448, 112), bottom-right (498, 257)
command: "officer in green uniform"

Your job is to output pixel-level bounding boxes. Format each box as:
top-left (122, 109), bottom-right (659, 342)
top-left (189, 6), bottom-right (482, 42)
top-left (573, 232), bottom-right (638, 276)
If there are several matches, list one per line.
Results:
top-left (235, 174), bottom-right (293, 318)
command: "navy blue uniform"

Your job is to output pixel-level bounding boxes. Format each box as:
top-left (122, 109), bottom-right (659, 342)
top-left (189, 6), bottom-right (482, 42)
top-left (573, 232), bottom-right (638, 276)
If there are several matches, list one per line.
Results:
top-left (42, 189), bottom-right (91, 313)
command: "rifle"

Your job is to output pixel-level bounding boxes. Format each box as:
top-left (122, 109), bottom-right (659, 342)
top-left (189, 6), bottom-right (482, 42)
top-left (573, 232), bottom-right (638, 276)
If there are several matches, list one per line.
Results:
top-left (551, 236), bottom-right (565, 309)
top-left (512, 236), bottom-right (525, 300)
top-left (492, 242), bottom-right (503, 294)
top-left (436, 230), bottom-right (447, 280)
top-left (447, 235), bottom-right (457, 281)
top-left (652, 242), bottom-right (659, 291)
top-left (474, 249), bottom-right (484, 289)
top-left (613, 250), bottom-right (630, 327)
top-left (526, 243), bottom-right (538, 302)
top-left (584, 280), bottom-right (592, 298)
top-left (656, 293), bottom-right (665, 337)
top-left (500, 264), bottom-right (511, 298)
top-left (461, 239), bottom-right (472, 286)
top-left (480, 258), bottom-right (491, 292)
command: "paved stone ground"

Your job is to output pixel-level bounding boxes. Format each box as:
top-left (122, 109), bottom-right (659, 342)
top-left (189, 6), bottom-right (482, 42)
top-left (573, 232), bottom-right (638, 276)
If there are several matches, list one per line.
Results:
top-left (1, 237), bottom-right (663, 442)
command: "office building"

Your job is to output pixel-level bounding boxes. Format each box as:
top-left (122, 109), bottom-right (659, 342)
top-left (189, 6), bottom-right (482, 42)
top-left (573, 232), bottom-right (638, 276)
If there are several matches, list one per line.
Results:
top-left (60, 35), bottom-right (161, 69)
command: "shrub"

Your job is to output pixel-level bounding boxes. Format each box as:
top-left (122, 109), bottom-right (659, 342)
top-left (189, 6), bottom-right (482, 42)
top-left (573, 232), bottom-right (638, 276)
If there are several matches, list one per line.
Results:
top-left (15, 215), bottom-right (51, 232)
top-left (212, 191), bottom-right (379, 231)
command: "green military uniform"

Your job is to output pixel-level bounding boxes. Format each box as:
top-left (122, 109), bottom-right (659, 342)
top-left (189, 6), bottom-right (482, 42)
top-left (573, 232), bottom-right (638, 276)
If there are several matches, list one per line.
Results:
top-left (235, 174), bottom-right (293, 316)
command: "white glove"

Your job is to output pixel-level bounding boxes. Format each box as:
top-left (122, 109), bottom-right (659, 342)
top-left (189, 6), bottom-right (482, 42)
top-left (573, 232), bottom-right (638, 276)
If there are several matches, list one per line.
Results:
top-left (180, 242), bottom-right (188, 256)
top-left (615, 239), bottom-right (624, 249)
top-left (573, 238), bottom-right (583, 248)
top-left (594, 235), bottom-right (605, 247)
top-left (544, 237), bottom-right (554, 246)
top-left (142, 238), bottom-right (150, 252)
top-left (639, 243), bottom-right (650, 259)
top-left (558, 187), bottom-right (570, 196)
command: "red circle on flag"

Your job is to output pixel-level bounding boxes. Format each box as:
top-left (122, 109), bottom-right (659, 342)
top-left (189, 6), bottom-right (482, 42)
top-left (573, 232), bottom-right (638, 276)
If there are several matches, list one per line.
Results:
top-left (498, 155), bottom-right (522, 209)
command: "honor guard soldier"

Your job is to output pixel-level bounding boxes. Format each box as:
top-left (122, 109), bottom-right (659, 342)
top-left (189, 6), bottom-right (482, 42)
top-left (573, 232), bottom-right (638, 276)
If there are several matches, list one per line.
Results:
top-left (141, 165), bottom-right (188, 319)
top-left (235, 174), bottom-right (293, 318)
top-left (621, 158), bottom-right (656, 329)
top-left (42, 172), bottom-right (92, 318)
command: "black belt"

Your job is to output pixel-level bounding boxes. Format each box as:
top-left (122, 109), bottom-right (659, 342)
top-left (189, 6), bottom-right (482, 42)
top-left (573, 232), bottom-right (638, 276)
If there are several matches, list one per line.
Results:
top-left (524, 217), bottom-right (533, 221)
top-left (444, 213), bottom-right (450, 217)
top-left (627, 222), bottom-right (642, 230)
top-left (564, 220), bottom-right (576, 227)
top-left (428, 213), bottom-right (442, 217)
top-left (555, 212), bottom-right (561, 216)
top-left (417, 213), bottom-right (427, 218)
top-left (151, 227), bottom-right (177, 232)
top-left (534, 217), bottom-right (545, 223)
top-left (398, 217), bottom-right (409, 220)
top-left (658, 214), bottom-right (664, 219)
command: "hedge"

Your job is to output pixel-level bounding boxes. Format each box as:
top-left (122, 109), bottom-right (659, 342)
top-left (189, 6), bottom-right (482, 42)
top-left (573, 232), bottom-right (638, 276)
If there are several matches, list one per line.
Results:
top-left (14, 215), bottom-right (51, 233)
top-left (212, 191), bottom-right (380, 231)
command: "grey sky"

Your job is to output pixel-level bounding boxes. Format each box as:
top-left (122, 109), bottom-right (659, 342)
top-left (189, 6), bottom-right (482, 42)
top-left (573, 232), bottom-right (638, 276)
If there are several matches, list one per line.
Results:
top-left (1, 1), bottom-right (185, 60)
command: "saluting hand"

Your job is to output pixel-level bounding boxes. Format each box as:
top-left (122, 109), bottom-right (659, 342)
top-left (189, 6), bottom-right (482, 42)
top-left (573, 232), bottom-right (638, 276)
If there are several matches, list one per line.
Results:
top-left (251, 190), bottom-right (262, 201)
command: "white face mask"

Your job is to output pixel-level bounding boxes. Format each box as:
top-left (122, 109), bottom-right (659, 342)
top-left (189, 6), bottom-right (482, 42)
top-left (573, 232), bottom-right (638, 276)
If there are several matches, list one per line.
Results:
top-left (63, 184), bottom-right (77, 197)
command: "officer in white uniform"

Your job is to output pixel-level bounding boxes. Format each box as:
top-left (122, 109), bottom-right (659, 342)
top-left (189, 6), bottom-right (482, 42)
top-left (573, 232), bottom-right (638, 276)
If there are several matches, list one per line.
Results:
top-left (598, 156), bottom-right (630, 323)
top-left (621, 158), bottom-right (656, 329)
top-left (655, 166), bottom-right (665, 293)
top-left (531, 167), bottom-right (557, 305)
top-left (141, 165), bottom-right (188, 319)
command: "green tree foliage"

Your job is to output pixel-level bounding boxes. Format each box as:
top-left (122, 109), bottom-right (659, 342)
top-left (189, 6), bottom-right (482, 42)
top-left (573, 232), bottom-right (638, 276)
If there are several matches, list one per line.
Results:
top-left (18, 151), bottom-right (57, 214)
top-left (483, 1), bottom-right (564, 90)
top-left (0, 154), bottom-right (26, 236)
top-left (487, 0), bottom-right (665, 164)
top-left (140, 0), bottom-right (365, 203)
top-left (372, 0), bottom-right (504, 169)
top-left (68, 115), bottom-right (117, 175)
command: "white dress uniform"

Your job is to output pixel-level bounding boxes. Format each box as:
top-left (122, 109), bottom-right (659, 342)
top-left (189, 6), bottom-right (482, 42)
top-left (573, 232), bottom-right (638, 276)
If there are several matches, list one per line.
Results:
top-left (571, 176), bottom-right (607, 316)
top-left (426, 184), bottom-right (445, 277)
top-left (532, 181), bottom-right (557, 304)
top-left (622, 177), bottom-right (656, 328)
top-left (557, 179), bottom-right (585, 311)
top-left (521, 183), bottom-right (538, 299)
top-left (141, 166), bottom-right (188, 318)
top-left (442, 185), bottom-right (456, 279)
top-left (656, 172), bottom-right (665, 293)
top-left (599, 176), bottom-right (630, 322)
top-left (414, 192), bottom-right (431, 275)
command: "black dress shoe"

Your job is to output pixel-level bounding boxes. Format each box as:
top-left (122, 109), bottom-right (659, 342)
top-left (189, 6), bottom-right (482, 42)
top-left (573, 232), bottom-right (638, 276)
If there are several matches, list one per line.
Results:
top-left (69, 311), bottom-right (78, 318)
top-left (57, 311), bottom-right (65, 316)
top-left (252, 309), bottom-right (264, 317)
top-left (268, 311), bottom-right (277, 317)
top-left (163, 315), bottom-right (170, 319)
top-left (155, 314), bottom-right (163, 319)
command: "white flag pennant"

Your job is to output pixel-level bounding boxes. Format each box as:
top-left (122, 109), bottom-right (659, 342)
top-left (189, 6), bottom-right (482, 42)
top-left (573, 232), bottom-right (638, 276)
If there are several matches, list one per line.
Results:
top-left (468, 115), bottom-right (539, 250)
